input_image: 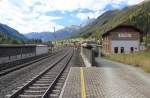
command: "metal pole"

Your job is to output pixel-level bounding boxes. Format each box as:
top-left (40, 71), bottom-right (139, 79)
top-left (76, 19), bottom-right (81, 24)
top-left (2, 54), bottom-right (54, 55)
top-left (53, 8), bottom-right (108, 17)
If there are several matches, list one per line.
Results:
top-left (144, 3), bottom-right (149, 47)
top-left (53, 26), bottom-right (57, 47)
top-left (147, 13), bottom-right (150, 47)
top-left (146, 12), bottom-right (148, 47)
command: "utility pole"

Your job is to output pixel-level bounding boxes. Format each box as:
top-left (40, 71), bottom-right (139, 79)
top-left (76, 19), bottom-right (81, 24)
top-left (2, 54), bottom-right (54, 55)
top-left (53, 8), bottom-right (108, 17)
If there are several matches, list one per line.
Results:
top-left (53, 26), bottom-right (57, 46)
top-left (54, 26), bottom-right (55, 33)
top-left (87, 16), bottom-right (90, 20)
top-left (87, 16), bottom-right (90, 25)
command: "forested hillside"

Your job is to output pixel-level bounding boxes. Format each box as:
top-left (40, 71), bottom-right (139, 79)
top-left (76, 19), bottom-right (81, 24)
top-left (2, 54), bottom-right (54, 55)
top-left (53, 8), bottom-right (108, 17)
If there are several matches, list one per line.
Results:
top-left (0, 33), bottom-right (23, 44)
top-left (78, 1), bottom-right (150, 37)
top-left (0, 23), bottom-right (27, 42)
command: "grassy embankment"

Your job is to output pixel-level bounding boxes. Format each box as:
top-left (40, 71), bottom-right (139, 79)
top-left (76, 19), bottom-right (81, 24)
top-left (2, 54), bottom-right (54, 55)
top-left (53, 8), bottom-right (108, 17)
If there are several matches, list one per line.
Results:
top-left (106, 50), bottom-right (150, 72)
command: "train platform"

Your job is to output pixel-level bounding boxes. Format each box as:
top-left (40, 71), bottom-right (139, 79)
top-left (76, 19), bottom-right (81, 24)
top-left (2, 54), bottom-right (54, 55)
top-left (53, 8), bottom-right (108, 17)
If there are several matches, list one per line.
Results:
top-left (59, 58), bottom-right (150, 98)
top-left (59, 67), bottom-right (106, 98)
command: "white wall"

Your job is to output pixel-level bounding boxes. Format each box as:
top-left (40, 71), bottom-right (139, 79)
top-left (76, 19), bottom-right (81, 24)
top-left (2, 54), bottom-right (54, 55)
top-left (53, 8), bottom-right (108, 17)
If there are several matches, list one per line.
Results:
top-left (80, 47), bottom-right (92, 67)
top-left (111, 40), bottom-right (139, 54)
top-left (36, 45), bottom-right (49, 55)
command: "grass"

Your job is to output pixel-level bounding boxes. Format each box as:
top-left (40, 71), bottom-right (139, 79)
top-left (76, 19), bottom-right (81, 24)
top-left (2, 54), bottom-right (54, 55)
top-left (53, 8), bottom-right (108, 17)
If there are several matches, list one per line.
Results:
top-left (105, 50), bottom-right (150, 72)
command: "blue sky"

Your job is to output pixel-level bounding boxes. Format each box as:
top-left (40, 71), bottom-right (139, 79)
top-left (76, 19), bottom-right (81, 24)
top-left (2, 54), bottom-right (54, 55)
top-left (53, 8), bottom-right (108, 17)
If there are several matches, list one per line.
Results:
top-left (0, 0), bottom-right (144, 34)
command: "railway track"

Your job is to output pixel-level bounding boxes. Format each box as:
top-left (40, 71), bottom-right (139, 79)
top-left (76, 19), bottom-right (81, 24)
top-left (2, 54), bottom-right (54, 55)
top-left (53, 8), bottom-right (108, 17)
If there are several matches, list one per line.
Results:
top-left (0, 49), bottom-right (64, 77)
top-left (7, 49), bottom-right (73, 98)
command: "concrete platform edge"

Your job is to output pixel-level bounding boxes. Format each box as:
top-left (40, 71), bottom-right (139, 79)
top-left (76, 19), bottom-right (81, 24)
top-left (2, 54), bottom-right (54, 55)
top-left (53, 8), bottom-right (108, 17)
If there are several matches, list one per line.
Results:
top-left (80, 52), bottom-right (91, 67)
top-left (59, 67), bottom-right (72, 98)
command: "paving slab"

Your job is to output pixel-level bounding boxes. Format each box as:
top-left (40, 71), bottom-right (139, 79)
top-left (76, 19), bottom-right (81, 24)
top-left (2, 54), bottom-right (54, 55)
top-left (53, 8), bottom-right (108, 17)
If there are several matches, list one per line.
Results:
top-left (60, 58), bottom-right (150, 98)
top-left (60, 67), bottom-right (81, 98)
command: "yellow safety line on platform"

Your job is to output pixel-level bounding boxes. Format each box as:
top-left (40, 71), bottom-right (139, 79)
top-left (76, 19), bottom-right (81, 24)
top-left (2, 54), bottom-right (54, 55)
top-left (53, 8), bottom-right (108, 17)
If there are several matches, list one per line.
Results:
top-left (80, 67), bottom-right (86, 98)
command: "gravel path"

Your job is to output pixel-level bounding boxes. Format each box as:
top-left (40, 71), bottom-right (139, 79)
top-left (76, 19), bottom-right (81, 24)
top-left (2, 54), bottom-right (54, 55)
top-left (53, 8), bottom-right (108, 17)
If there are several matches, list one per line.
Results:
top-left (0, 48), bottom-right (68, 98)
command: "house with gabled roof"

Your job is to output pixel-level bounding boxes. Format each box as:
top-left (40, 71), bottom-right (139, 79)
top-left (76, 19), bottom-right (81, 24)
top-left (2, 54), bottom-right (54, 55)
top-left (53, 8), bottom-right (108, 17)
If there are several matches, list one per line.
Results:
top-left (102, 25), bottom-right (143, 54)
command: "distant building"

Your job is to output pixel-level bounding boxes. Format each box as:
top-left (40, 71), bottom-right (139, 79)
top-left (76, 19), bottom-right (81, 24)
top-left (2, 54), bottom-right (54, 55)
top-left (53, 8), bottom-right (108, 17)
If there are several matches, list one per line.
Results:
top-left (102, 25), bottom-right (143, 54)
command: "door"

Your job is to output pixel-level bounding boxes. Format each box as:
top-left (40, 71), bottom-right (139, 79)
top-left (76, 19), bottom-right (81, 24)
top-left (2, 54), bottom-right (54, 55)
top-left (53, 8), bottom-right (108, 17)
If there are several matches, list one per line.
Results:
top-left (114, 47), bottom-right (118, 54)
top-left (130, 47), bottom-right (134, 53)
top-left (121, 47), bottom-right (124, 53)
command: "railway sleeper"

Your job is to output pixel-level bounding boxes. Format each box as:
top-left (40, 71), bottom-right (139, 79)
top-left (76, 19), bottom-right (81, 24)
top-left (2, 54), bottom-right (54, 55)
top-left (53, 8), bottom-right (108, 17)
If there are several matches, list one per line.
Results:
top-left (49, 93), bottom-right (59, 98)
top-left (51, 89), bottom-right (61, 94)
top-left (28, 86), bottom-right (48, 90)
top-left (32, 83), bottom-right (50, 87)
top-left (19, 94), bottom-right (42, 98)
top-left (23, 90), bottom-right (46, 95)
top-left (39, 78), bottom-right (53, 81)
top-left (54, 86), bottom-right (62, 89)
top-left (40, 76), bottom-right (56, 79)
top-left (57, 80), bottom-right (65, 83)
top-left (35, 80), bottom-right (52, 84)
top-left (56, 82), bottom-right (64, 86)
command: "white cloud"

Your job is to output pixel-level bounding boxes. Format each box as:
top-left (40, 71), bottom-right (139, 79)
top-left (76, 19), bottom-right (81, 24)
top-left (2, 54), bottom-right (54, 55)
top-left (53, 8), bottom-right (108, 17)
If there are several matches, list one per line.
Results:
top-left (24, 0), bottom-right (145, 13)
top-left (47, 0), bottom-right (144, 12)
top-left (76, 10), bottom-right (105, 20)
top-left (126, 0), bottom-right (144, 5)
top-left (38, 16), bottom-right (62, 21)
top-left (0, 0), bottom-right (145, 34)
top-left (76, 0), bottom-right (144, 20)
top-left (76, 13), bottom-right (88, 20)
top-left (0, 0), bottom-right (64, 34)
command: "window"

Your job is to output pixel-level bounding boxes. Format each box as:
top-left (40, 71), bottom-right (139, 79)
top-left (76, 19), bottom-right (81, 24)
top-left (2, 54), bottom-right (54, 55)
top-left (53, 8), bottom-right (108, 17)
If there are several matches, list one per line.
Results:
top-left (130, 47), bottom-right (134, 53)
top-left (114, 47), bottom-right (118, 54)
top-left (120, 47), bottom-right (124, 53)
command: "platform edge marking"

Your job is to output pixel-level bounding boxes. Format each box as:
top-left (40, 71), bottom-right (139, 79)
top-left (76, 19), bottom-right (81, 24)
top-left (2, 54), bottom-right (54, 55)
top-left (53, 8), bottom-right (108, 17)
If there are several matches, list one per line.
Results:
top-left (80, 67), bottom-right (86, 98)
top-left (59, 67), bottom-right (72, 98)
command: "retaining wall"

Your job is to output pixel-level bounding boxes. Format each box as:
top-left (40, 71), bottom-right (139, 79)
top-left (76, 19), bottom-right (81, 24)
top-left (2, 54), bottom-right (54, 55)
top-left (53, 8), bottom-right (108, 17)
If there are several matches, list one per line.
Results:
top-left (81, 47), bottom-right (94, 67)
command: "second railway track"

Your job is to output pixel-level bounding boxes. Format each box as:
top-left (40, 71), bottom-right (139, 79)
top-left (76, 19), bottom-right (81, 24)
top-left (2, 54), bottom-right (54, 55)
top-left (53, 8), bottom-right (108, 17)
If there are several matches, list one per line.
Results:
top-left (0, 49), bottom-right (63, 77)
top-left (7, 48), bottom-right (74, 98)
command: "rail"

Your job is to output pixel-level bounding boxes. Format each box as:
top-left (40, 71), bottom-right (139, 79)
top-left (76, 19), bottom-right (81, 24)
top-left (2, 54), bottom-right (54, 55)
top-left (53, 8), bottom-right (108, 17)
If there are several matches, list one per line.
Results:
top-left (8, 49), bottom-right (73, 98)
top-left (0, 50), bottom-right (61, 77)
top-left (42, 49), bottom-right (73, 98)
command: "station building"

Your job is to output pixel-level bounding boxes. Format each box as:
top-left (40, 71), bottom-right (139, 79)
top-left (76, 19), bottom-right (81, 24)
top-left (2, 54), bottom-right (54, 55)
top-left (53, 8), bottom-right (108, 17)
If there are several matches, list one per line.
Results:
top-left (102, 25), bottom-right (143, 54)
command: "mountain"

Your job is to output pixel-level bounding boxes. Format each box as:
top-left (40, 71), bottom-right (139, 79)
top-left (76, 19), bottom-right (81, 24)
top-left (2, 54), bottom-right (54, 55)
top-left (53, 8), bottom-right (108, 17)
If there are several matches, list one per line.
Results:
top-left (78, 1), bottom-right (150, 37)
top-left (80, 18), bottom-right (96, 27)
top-left (25, 32), bottom-right (55, 41)
top-left (25, 25), bottom-right (80, 41)
top-left (0, 23), bottom-right (27, 41)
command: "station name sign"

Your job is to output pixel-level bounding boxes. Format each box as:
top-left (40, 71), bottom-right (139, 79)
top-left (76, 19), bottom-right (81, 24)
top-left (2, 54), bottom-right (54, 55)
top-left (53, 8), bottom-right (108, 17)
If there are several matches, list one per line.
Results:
top-left (118, 33), bottom-right (132, 38)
